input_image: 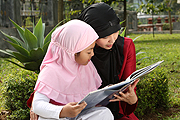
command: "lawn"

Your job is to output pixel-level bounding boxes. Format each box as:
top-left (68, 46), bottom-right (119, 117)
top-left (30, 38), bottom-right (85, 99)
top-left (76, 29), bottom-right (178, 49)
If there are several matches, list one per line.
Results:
top-left (0, 34), bottom-right (180, 119)
top-left (128, 34), bottom-right (180, 120)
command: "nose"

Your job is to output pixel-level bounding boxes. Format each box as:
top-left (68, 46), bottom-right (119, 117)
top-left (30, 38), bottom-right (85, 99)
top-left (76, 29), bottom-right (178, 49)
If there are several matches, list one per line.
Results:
top-left (91, 50), bottom-right (94, 57)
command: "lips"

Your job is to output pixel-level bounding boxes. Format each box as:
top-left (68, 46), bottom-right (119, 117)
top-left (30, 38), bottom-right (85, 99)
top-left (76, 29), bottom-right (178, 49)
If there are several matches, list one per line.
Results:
top-left (107, 44), bottom-right (113, 48)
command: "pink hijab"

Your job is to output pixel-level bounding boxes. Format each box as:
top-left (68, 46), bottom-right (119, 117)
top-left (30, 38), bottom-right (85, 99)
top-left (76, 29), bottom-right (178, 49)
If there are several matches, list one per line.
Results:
top-left (34, 20), bottom-right (102, 104)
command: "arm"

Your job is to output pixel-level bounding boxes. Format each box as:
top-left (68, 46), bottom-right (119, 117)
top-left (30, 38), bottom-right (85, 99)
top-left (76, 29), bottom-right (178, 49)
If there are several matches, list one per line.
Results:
top-left (119, 38), bottom-right (138, 115)
top-left (33, 91), bottom-right (87, 119)
top-left (32, 91), bottom-right (63, 119)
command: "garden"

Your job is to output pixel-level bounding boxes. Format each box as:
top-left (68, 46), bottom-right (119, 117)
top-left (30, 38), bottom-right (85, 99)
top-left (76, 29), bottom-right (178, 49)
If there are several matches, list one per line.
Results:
top-left (0, 0), bottom-right (180, 119)
top-left (0, 33), bottom-right (180, 119)
top-left (132, 34), bottom-right (180, 120)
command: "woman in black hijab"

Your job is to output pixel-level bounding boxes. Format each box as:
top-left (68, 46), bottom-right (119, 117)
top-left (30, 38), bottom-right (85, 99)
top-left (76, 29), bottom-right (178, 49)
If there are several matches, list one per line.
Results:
top-left (78, 2), bottom-right (139, 120)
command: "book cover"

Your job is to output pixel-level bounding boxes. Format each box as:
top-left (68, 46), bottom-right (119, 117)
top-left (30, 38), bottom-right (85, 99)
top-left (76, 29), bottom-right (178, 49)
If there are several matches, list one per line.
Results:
top-left (79, 60), bottom-right (164, 110)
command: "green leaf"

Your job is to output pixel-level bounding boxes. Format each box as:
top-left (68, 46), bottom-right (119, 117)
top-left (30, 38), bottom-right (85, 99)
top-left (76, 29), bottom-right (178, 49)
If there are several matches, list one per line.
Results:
top-left (13, 52), bottom-right (30, 62)
top-left (120, 27), bottom-right (126, 37)
top-left (11, 36), bottom-right (27, 49)
top-left (120, 20), bottom-right (126, 25)
top-left (136, 51), bottom-right (146, 56)
top-left (9, 19), bottom-right (26, 44)
top-left (133, 35), bottom-right (142, 42)
top-left (1, 31), bottom-right (19, 45)
top-left (29, 48), bottom-right (44, 61)
top-left (1, 31), bottom-right (27, 49)
top-left (136, 48), bottom-right (144, 54)
top-left (24, 28), bottom-right (38, 50)
top-left (0, 49), bottom-right (15, 57)
top-left (42, 41), bottom-right (50, 54)
top-left (44, 19), bottom-right (65, 45)
top-left (24, 59), bottom-right (42, 71)
top-left (6, 40), bottom-right (30, 57)
top-left (136, 57), bottom-right (149, 63)
top-left (33, 18), bottom-right (44, 48)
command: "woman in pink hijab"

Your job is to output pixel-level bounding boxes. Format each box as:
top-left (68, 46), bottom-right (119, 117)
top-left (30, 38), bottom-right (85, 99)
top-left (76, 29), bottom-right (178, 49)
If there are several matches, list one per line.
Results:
top-left (32, 20), bottom-right (114, 120)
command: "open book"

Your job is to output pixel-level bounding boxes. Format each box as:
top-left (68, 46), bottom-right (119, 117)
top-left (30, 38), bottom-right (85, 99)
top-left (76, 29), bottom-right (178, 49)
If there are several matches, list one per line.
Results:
top-left (79, 60), bottom-right (164, 110)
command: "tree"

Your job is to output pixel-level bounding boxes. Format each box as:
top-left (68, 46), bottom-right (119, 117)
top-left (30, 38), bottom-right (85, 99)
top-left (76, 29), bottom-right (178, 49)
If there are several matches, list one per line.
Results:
top-left (139, 0), bottom-right (174, 34)
top-left (139, 0), bottom-right (158, 37)
top-left (163, 0), bottom-right (173, 34)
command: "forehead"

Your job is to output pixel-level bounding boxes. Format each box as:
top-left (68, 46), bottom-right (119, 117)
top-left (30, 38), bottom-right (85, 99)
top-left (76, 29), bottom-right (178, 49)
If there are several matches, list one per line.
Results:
top-left (83, 42), bottom-right (95, 51)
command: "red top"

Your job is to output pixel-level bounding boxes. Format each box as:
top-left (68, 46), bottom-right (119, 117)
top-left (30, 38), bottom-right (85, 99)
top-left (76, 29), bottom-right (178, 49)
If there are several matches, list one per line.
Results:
top-left (117, 37), bottom-right (138, 120)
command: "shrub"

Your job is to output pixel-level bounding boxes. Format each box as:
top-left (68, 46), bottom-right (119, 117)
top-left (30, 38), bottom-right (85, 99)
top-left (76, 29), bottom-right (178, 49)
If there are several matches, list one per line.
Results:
top-left (162, 23), bottom-right (173, 30)
top-left (134, 67), bottom-right (169, 118)
top-left (1, 67), bottom-right (38, 119)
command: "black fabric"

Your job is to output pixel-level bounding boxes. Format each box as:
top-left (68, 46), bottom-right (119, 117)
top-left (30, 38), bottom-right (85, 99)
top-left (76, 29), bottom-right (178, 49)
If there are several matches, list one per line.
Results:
top-left (91, 35), bottom-right (124, 119)
top-left (78, 2), bottom-right (121, 38)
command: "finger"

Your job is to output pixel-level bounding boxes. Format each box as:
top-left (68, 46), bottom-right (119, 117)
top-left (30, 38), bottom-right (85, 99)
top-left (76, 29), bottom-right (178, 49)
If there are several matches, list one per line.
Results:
top-left (31, 113), bottom-right (34, 120)
top-left (78, 101), bottom-right (87, 108)
top-left (128, 84), bottom-right (133, 92)
top-left (32, 113), bottom-right (35, 120)
top-left (131, 79), bottom-right (139, 89)
top-left (109, 98), bottom-right (120, 102)
top-left (35, 114), bottom-right (38, 120)
top-left (119, 92), bottom-right (126, 98)
top-left (69, 102), bottom-right (78, 105)
top-left (110, 94), bottom-right (123, 102)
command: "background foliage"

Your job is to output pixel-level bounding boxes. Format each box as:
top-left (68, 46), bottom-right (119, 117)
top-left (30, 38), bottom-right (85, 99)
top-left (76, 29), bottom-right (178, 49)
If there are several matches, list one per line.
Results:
top-left (0, 58), bottom-right (38, 119)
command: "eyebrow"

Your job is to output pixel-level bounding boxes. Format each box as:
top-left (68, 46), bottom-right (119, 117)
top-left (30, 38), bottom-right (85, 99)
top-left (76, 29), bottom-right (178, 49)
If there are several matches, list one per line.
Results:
top-left (87, 48), bottom-right (94, 50)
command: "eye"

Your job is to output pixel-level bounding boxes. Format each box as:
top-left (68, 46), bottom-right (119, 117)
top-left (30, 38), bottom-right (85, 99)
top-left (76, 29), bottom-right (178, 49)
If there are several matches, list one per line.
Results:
top-left (104, 36), bottom-right (108, 39)
top-left (87, 52), bottom-right (91, 54)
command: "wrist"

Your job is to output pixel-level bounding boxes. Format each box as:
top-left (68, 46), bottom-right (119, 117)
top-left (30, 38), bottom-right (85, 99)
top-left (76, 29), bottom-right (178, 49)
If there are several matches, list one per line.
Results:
top-left (59, 107), bottom-right (66, 118)
top-left (129, 97), bottom-right (138, 105)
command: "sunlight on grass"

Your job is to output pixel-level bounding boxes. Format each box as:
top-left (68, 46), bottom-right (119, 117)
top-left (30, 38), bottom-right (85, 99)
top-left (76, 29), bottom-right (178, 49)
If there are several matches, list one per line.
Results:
top-left (129, 34), bottom-right (180, 119)
top-left (163, 111), bottom-right (180, 120)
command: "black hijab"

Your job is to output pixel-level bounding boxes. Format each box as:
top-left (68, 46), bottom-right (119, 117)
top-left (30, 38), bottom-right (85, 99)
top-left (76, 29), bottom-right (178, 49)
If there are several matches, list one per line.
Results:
top-left (78, 2), bottom-right (121, 38)
top-left (78, 2), bottom-right (124, 119)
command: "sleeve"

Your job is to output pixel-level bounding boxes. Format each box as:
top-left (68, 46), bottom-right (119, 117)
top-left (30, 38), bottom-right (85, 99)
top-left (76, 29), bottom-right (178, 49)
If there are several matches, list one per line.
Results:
top-left (118, 37), bottom-right (138, 116)
top-left (32, 91), bottom-right (63, 119)
top-left (27, 91), bottom-right (35, 108)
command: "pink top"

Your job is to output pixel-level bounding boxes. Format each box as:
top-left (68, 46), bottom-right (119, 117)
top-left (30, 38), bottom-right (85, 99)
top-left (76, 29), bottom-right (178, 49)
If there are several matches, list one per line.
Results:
top-left (34, 20), bottom-right (102, 104)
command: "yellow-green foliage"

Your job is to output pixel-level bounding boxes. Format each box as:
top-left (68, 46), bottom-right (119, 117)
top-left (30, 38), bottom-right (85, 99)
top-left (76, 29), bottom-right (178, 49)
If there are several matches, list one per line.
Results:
top-left (0, 58), bottom-right (38, 119)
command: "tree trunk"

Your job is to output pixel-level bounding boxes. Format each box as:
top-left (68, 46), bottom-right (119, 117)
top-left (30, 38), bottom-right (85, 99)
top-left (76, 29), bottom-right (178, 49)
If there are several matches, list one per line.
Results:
top-left (168, 10), bottom-right (172, 34)
top-left (123, 0), bottom-right (127, 36)
top-left (58, 0), bottom-right (63, 23)
top-left (167, 0), bottom-right (172, 34)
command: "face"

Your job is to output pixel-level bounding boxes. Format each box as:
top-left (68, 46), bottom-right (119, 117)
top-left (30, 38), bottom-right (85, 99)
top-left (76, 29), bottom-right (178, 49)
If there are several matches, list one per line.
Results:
top-left (75, 41), bottom-right (96, 65)
top-left (96, 31), bottom-right (119, 49)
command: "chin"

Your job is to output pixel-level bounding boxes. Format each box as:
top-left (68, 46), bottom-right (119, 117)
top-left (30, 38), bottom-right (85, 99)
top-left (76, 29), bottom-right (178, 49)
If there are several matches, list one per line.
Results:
top-left (83, 62), bottom-right (88, 65)
top-left (105, 47), bottom-right (112, 50)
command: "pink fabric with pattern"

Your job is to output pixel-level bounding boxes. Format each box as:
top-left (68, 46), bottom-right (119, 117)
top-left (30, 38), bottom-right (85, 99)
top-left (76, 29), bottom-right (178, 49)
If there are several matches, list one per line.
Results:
top-left (34, 20), bottom-right (102, 104)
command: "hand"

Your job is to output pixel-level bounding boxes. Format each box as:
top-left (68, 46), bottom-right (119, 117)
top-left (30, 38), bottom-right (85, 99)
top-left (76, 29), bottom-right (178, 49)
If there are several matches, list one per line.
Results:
top-left (30, 107), bottom-right (38, 120)
top-left (59, 101), bottom-right (87, 118)
top-left (109, 79), bottom-right (139, 105)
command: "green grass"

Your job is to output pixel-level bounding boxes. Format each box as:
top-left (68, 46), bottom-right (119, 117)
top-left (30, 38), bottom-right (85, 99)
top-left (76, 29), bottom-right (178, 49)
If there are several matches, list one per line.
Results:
top-left (128, 34), bottom-right (180, 119)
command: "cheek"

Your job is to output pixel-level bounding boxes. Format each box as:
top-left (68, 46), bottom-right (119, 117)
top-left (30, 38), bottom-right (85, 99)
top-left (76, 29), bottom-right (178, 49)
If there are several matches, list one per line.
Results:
top-left (114, 32), bottom-right (119, 39)
top-left (96, 39), bottom-right (107, 46)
